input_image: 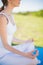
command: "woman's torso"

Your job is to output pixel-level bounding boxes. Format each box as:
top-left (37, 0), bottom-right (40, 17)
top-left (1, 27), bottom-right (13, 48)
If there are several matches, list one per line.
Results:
top-left (0, 12), bottom-right (17, 57)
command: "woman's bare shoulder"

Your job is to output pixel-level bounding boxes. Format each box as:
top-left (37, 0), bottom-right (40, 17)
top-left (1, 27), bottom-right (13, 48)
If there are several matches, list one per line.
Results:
top-left (0, 15), bottom-right (7, 35)
top-left (0, 14), bottom-right (7, 25)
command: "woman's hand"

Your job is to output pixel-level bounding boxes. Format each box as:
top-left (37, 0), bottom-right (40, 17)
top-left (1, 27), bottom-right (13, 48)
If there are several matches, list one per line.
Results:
top-left (24, 50), bottom-right (39, 59)
top-left (24, 38), bottom-right (34, 43)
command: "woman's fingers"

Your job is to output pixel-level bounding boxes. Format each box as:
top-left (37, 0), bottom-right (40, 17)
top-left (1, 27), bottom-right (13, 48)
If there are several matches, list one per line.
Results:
top-left (26, 39), bottom-right (34, 43)
top-left (35, 50), bottom-right (39, 56)
top-left (25, 50), bottom-right (39, 59)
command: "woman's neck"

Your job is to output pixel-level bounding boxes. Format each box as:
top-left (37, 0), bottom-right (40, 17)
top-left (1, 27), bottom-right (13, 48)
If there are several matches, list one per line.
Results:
top-left (3, 3), bottom-right (14, 15)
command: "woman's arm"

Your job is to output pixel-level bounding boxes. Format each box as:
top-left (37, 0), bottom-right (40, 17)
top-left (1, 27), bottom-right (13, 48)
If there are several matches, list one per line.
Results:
top-left (0, 15), bottom-right (25, 56)
top-left (12, 36), bottom-right (26, 43)
top-left (12, 36), bottom-right (34, 43)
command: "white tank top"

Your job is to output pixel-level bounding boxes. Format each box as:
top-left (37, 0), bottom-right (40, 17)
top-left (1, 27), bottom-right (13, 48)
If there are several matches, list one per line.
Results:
top-left (0, 12), bottom-right (17, 58)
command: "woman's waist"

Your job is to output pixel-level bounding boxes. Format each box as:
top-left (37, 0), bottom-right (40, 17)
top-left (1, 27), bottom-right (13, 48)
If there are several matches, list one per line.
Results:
top-left (0, 48), bottom-right (10, 58)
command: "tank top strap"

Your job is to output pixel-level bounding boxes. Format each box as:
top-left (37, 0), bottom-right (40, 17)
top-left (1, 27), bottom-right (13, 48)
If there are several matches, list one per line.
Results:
top-left (0, 12), bottom-right (9, 24)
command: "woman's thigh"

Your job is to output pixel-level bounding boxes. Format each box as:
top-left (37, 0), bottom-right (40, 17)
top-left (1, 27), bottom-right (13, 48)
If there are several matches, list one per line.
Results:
top-left (13, 42), bottom-right (35, 52)
top-left (0, 53), bottom-right (39, 65)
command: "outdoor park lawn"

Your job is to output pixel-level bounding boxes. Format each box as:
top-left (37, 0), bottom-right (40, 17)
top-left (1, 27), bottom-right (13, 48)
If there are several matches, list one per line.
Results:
top-left (13, 14), bottom-right (43, 47)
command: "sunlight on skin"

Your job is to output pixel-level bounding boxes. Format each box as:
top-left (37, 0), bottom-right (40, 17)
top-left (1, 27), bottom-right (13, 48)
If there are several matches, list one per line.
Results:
top-left (13, 14), bottom-right (43, 47)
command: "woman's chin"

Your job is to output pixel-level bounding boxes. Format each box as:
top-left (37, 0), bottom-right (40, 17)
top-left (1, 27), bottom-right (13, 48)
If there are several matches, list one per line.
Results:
top-left (15, 5), bottom-right (20, 7)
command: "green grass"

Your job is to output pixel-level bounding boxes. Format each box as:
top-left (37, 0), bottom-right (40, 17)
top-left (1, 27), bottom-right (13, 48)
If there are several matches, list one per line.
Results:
top-left (12, 14), bottom-right (43, 47)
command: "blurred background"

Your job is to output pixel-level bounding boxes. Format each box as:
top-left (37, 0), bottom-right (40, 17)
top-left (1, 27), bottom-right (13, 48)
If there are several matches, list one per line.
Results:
top-left (12, 0), bottom-right (43, 47)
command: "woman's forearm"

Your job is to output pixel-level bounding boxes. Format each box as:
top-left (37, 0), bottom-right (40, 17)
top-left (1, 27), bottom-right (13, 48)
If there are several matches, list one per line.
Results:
top-left (4, 43), bottom-right (25, 56)
top-left (12, 37), bottom-right (34, 43)
top-left (12, 37), bottom-right (25, 43)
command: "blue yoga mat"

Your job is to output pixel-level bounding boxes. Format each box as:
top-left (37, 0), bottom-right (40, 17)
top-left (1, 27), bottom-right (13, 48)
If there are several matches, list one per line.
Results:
top-left (36, 47), bottom-right (43, 65)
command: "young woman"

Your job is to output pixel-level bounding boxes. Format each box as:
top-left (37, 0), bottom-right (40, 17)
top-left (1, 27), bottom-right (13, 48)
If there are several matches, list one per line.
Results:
top-left (0, 0), bottom-right (41, 65)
